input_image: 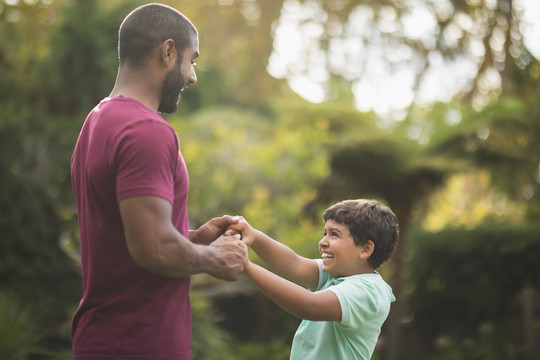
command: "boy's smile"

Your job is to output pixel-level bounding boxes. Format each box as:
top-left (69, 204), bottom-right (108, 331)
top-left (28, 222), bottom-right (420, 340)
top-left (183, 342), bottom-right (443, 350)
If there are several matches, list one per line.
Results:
top-left (319, 219), bottom-right (374, 278)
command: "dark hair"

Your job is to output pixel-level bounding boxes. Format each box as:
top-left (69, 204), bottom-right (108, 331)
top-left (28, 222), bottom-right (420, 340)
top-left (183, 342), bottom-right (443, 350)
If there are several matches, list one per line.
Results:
top-left (118, 3), bottom-right (197, 67)
top-left (323, 199), bottom-right (399, 269)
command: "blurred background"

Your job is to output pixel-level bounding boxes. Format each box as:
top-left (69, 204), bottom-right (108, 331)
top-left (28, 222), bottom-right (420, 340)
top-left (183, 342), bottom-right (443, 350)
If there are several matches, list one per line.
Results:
top-left (0, 0), bottom-right (539, 359)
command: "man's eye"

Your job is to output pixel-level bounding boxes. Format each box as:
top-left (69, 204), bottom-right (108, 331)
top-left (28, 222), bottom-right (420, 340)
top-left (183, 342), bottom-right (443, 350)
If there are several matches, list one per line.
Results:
top-left (192, 61), bottom-right (197, 66)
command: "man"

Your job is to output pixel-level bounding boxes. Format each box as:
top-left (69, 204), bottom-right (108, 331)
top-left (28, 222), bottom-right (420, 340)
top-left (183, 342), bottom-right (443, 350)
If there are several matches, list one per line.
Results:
top-left (70, 4), bottom-right (247, 359)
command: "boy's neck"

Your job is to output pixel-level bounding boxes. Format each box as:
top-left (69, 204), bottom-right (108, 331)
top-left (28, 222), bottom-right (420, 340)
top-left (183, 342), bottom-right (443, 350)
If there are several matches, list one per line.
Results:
top-left (356, 264), bottom-right (375, 275)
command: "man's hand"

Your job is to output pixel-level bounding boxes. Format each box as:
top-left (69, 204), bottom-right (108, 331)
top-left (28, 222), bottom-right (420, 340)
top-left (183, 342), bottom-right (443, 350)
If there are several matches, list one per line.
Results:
top-left (206, 234), bottom-right (247, 281)
top-left (190, 215), bottom-right (241, 245)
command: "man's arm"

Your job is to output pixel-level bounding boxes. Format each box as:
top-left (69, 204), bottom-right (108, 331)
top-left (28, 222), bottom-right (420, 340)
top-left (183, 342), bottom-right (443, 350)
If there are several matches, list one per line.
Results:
top-left (119, 195), bottom-right (246, 280)
top-left (245, 261), bottom-right (341, 321)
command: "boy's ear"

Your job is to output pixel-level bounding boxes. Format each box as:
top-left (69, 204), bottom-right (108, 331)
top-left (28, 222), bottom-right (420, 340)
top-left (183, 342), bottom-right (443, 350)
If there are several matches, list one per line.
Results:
top-left (358, 240), bottom-right (375, 259)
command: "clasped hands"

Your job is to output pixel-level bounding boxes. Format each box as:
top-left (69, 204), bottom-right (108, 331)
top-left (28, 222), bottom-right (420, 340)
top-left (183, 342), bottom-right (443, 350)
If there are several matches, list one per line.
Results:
top-left (190, 215), bottom-right (253, 282)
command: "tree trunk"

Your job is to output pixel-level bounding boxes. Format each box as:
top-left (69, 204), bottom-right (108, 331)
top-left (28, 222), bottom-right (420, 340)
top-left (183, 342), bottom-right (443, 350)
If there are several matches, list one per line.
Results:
top-left (386, 202), bottom-right (410, 360)
top-left (522, 285), bottom-right (537, 359)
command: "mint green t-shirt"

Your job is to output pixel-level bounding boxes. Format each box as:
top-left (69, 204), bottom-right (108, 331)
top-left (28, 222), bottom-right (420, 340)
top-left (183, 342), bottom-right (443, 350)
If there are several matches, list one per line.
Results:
top-left (289, 260), bottom-right (395, 360)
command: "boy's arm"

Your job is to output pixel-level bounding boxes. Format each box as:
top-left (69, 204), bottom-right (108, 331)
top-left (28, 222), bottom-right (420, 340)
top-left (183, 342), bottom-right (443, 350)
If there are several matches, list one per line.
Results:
top-left (245, 261), bottom-right (341, 321)
top-left (249, 228), bottom-right (319, 290)
top-left (228, 218), bottom-right (319, 290)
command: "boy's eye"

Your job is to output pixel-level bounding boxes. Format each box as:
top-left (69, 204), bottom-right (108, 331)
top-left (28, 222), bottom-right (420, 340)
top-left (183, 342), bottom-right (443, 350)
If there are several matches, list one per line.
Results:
top-left (191, 61), bottom-right (197, 66)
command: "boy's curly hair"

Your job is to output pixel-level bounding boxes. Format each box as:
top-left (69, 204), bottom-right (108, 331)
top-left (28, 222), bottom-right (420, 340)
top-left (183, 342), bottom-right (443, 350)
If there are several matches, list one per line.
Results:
top-left (323, 199), bottom-right (399, 269)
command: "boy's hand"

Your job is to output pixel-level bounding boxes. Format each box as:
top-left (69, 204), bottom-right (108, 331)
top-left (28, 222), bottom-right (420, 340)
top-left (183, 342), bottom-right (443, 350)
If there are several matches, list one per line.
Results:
top-left (226, 217), bottom-right (256, 246)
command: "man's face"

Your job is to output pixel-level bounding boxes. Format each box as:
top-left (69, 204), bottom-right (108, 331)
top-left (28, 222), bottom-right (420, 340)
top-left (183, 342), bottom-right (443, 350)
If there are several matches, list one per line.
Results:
top-left (158, 36), bottom-right (199, 114)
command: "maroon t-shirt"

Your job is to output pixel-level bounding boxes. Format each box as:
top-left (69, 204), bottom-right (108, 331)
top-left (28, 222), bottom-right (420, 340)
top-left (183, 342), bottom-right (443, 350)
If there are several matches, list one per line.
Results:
top-left (71, 96), bottom-right (192, 359)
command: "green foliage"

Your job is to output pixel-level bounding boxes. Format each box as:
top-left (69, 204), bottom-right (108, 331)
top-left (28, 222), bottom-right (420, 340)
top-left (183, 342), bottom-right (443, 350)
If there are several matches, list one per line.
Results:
top-left (0, 160), bottom-right (81, 345)
top-left (190, 289), bottom-right (294, 360)
top-left (0, 292), bottom-right (44, 360)
top-left (429, 326), bottom-right (525, 360)
top-left (190, 292), bottom-right (231, 360)
top-left (0, 0), bottom-right (128, 356)
top-left (174, 0), bottom-right (284, 110)
top-left (431, 96), bottom-right (540, 219)
top-left (0, 0), bottom-right (98, 325)
top-left (43, 0), bottom-right (135, 114)
top-left (171, 102), bottom-right (331, 253)
top-left (327, 138), bottom-right (447, 203)
top-left (1, 1), bottom-right (539, 359)
top-left (405, 223), bottom-right (540, 355)
top-left (225, 340), bottom-right (290, 360)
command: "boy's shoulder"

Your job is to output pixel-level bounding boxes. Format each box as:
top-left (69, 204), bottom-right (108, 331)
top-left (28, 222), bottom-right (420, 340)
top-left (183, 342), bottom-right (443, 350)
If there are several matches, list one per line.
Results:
top-left (328, 272), bottom-right (395, 325)
top-left (330, 271), bottom-right (389, 291)
top-left (314, 259), bottom-right (390, 291)
top-left (317, 264), bottom-right (395, 304)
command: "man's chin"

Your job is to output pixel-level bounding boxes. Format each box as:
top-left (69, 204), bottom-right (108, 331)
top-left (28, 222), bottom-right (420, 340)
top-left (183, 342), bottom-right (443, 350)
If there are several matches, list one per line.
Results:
top-left (158, 101), bottom-right (179, 114)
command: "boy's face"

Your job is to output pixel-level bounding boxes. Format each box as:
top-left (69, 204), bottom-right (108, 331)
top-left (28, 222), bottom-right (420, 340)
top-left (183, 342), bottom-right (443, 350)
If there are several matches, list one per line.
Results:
top-left (319, 220), bottom-right (366, 278)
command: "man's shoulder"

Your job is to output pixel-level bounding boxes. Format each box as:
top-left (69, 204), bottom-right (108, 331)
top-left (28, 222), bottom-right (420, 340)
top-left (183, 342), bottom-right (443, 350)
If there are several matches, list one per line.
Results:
top-left (98, 96), bottom-right (163, 121)
top-left (90, 97), bottom-right (173, 138)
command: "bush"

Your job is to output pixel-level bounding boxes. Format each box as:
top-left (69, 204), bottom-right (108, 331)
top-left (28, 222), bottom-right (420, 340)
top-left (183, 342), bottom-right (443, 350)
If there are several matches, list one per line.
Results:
top-left (0, 292), bottom-right (44, 360)
top-left (405, 223), bottom-right (540, 357)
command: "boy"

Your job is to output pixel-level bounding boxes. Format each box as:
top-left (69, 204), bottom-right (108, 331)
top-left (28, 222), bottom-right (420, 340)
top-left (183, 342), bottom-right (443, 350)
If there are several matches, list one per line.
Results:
top-left (228, 199), bottom-right (399, 359)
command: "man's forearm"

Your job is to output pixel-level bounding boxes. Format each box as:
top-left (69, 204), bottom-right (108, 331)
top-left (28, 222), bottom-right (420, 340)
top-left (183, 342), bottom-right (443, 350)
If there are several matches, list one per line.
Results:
top-left (121, 197), bottom-right (244, 280)
top-left (134, 227), bottom-right (217, 277)
top-left (136, 229), bottom-right (245, 281)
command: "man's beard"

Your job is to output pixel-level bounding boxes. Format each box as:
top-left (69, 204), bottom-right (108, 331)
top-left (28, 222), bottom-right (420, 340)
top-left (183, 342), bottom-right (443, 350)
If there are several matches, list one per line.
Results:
top-left (158, 64), bottom-right (184, 114)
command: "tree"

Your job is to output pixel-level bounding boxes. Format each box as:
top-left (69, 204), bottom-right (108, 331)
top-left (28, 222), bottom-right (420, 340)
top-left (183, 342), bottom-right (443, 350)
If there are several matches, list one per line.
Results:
top-left (0, 0), bottom-right (131, 355)
top-left (172, 0), bottom-right (286, 112)
top-left (431, 95), bottom-right (540, 219)
top-left (306, 135), bottom-right (451, 359)
top-left (3, 0), bottom-right (538, 358)
top-left (267, 0), bottom-right (539, 114)
top-left (406, 223), bottom-right (540, 359)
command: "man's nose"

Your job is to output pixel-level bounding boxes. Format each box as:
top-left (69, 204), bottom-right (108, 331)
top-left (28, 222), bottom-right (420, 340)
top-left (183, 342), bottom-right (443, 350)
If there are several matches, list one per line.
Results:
top-left (189, 71), bottom-right (197, 86)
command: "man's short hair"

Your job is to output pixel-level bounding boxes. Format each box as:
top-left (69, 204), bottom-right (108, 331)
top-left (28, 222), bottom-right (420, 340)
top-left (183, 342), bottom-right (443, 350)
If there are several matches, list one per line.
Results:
top-left (323, 199), bottom-right (399, 269)
top-left (118, 3), bottom-right (197, 67)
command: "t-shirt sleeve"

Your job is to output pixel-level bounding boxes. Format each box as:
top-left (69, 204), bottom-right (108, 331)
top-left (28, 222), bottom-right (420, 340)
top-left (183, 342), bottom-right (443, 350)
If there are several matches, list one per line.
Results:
top-left (314, 259), bottom-right (330, 291)
top-left (327, 277), bottom-right (381, 328)
top-left (114, 120), bottom-right (178, 203)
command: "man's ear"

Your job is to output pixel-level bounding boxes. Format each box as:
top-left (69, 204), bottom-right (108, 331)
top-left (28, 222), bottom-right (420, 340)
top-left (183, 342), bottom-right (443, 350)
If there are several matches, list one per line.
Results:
top-left (359, 240), bottom-right (375, 259)
top-left (161, 39), bottom-right (177, 66)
